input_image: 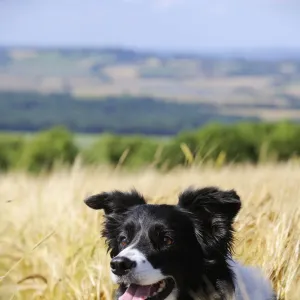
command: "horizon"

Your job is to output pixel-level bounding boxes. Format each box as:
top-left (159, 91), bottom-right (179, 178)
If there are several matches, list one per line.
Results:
top-left (1, 44), bottom-right (300, 55)
top-left (1, 45), bottom-right (300, 61)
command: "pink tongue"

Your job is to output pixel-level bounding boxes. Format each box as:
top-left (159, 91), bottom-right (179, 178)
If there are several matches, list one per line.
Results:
top-left (119, 284), bottom-right (152, 300)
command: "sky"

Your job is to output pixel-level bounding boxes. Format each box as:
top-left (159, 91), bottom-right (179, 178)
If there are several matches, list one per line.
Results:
top-left (0, 0), bottom-right (299, 51)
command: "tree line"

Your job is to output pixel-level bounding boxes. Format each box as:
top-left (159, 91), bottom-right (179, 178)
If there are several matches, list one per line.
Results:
top-left (0, 92), bottom-right (260, 135)
top-left (1, 121), bottom-right (300, 173)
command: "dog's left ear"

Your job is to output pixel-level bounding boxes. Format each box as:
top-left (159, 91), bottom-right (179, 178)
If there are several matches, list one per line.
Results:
top-left (178, 186), bottom-right (241, 253)
top-left (84, 189), bottom-right (146, 215)
top-left (178, 186), bottom-right (241, 222)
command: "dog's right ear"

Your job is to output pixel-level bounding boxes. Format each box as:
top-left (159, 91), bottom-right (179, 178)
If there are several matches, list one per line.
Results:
top-left (84, 189), bottom-right (146, 258)
top-left (84, 189), bottom-right (146, 215)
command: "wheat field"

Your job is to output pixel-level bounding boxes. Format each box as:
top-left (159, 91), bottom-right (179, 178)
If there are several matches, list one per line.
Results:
top-left (0, 163), bottom-right (299, 300)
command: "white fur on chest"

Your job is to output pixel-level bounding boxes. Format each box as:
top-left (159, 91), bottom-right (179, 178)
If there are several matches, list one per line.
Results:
top-left (229, 260), bottom-right (275, 300)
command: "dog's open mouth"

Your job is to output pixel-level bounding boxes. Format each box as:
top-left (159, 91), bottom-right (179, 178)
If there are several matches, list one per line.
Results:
top-left (119, 278), bottom-right (175, 300)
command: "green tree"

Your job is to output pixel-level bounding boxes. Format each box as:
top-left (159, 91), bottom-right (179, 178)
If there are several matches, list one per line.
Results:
top-left (267, 121), bottom-right (300, 160)
top-left (84, 134), bottom-right (160, 168)
top-left (19, 127), bottom-right (78, 172)
top-left (0, 135), bottom-right (24, 171)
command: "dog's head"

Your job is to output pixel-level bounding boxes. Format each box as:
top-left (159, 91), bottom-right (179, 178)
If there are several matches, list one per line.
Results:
top-left (84, 187), bottom-right (241, 300)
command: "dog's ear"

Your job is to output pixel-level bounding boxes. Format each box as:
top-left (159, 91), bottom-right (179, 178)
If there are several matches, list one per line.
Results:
top-left (178, 186), bottom-right (241, 254)
top-left (84, 189), bottom-right (146, 215)
top-left (84, 189), bottom-right (146, 258)
top-left (178, 186), bottom-right (241, 221)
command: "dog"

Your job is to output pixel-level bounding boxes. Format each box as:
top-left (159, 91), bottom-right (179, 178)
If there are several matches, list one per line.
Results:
top-left (84, 187), bottom-right (277, 300)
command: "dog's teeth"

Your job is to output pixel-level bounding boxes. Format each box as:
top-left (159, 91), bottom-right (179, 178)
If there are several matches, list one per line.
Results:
top-left (157, 280), bottom-right (166, 293)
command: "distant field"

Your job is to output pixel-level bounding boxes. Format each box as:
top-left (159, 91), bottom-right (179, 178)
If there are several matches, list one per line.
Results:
top-left (1, 131), bottom-right (100, 148)
top-left (74, 133), bottom-right (169, 149)
top-left (1, 47), bottom-right (300, 134)
top-left (1, 131), bottom-right (170, 150)
top-left (0, 164), bottom-right (299, 299)
top-left (1, 47), bottom-right (300, 105)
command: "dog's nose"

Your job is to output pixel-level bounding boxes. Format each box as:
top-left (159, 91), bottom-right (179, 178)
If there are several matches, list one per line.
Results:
top-left (110, 256), bottom-right (136, 276)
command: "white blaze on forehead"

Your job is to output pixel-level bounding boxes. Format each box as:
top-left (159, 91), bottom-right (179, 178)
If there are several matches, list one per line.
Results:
top-left (110, 245), bottom-right (167, 285)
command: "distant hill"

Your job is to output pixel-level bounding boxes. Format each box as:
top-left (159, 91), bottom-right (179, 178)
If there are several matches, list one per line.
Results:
top-left (2, 91), bottom-right (300, 135)
top-left (0, 47), bottom-right (300, 105)
top-left (1, 47), bottom-right (300, 134)
top-left (0, 92), bottom-right (262, 135)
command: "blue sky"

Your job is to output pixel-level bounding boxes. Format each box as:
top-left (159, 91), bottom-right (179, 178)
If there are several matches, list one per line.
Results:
top-left (0, 0), bottom-right (299, 51)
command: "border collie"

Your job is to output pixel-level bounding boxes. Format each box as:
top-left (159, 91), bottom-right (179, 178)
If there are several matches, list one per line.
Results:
top-left (84, 187), bottom-right (277, 300)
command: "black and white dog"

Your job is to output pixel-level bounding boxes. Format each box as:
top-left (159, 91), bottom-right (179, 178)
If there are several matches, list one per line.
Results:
top-left (84, 187), bottom-right (277, 300)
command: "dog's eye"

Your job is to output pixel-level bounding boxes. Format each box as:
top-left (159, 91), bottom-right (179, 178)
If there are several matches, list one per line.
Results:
top-left (163, 236), bottom-right (174, 246)
top-left (119, 236), bottom-right (128, 248)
